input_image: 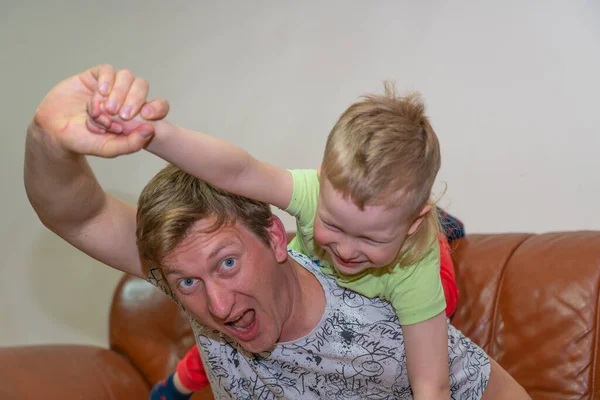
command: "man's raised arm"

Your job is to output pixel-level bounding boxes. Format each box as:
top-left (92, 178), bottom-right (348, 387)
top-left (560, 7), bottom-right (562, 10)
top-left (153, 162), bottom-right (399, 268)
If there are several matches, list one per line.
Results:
top-left (24, 65), bottom-right (169, 277)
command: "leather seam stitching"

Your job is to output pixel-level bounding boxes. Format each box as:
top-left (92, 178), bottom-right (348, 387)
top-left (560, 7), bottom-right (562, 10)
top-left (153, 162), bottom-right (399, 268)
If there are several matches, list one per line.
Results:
top-left (488, 235), bottom-right (531, 357)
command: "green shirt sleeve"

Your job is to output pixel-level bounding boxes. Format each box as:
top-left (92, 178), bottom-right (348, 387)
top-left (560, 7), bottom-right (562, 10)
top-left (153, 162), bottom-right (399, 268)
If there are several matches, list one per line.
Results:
top-left (285, 169), bottom-right (320, 258)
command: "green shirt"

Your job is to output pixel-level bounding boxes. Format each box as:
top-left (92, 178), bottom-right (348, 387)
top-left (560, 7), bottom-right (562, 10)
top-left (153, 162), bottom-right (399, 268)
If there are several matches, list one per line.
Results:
top-left (285, 169), bottom-right (445, 325)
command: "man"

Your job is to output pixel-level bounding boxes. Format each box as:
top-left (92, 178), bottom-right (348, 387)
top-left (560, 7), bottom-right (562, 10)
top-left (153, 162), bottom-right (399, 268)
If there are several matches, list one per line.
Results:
top-left (24, 65), bottom-right (530, 399)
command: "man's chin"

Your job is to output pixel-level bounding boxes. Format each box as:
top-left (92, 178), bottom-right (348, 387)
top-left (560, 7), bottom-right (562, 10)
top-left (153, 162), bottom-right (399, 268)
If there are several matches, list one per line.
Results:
top-left (238, 340), bottom-right (275, 354)
top-left (222, 312), bottom-right (275, 353)
top-left (224, 310), bottom-right (259, 340)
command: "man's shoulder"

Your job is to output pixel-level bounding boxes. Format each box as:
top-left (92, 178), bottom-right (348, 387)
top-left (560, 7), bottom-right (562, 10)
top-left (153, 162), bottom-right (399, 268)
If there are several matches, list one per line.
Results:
top-left (288, 249), bottom-right (397, 316)
top-left (287, 249), bottom-right (329, 279)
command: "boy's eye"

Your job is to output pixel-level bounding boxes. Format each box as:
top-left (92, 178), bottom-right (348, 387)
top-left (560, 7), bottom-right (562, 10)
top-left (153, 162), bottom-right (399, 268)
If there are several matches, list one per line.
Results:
top-left (220, 257), bottom-right (237, 270)
top-left (324, 221), bottom-right (340, 232)
top-left (362, 237), bottom-right (382, 245)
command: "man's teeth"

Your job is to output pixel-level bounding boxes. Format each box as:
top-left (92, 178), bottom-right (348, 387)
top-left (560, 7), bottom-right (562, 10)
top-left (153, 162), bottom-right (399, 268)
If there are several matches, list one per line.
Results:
top-left (231, 315), bottom-right (245, 329)
top-left (231, 314), bottom-right (244, 323)
top-left (232, 324), bottom-right (250, 332)
top-left (228, 310), bottom-right (254, 331)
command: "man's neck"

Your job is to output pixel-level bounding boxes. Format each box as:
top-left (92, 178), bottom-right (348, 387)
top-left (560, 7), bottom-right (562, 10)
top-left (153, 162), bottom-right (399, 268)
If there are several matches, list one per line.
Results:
top-left (278, 257), bottom-right (325, 342)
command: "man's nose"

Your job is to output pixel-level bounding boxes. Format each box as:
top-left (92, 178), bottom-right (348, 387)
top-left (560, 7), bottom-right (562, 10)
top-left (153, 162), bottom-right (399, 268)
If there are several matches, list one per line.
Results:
top-left (205, 281), bottom-right (234, 321)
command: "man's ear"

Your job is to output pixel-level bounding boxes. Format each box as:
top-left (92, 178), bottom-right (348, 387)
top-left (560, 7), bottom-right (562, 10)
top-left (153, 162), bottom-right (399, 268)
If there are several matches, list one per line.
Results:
top-left (266, 215), bottom-right (289, 262)
top-left (407, 204), bottom-right (433, 235)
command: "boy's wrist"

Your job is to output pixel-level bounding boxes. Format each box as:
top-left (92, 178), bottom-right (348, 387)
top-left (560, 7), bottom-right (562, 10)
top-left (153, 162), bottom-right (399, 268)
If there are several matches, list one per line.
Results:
top-left (151, 120), bottom-right (176, 139)
top-left (146, 120), bottom-right (177, 153)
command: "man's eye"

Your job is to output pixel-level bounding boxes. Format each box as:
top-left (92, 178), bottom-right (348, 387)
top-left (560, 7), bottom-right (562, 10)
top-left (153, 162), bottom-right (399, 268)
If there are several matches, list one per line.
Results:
top-left (221, 258), bottom-right (237, 270)
top-left (178, 278), bottom-right (198, 290)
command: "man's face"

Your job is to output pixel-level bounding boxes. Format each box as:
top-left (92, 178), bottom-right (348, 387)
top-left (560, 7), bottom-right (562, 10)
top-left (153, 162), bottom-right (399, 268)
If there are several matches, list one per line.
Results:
top-left (162, 217), bottom-right (290, 353)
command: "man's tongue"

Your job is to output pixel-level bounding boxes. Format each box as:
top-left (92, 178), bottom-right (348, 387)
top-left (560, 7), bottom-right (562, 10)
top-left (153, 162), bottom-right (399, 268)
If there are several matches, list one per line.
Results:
top-left (231, 310), bottom-right (255, 330)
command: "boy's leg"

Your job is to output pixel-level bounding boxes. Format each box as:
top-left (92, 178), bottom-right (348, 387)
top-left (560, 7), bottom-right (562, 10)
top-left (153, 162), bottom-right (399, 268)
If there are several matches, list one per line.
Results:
top-left (437, 207), bottom-right (465, 243)
top-left (438, 234), bottom-right (459, 317)
top-left (150, 373), bottom-right (192, 400)
top-left (436, 206), bottom-right (465, 317)
top-left (176, 345), bottom-right (210, 392)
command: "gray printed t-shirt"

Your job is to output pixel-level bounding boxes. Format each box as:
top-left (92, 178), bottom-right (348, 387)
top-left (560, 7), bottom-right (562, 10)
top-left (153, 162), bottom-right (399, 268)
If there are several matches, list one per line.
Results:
top-left (148, 250), bottom-right (490, 399)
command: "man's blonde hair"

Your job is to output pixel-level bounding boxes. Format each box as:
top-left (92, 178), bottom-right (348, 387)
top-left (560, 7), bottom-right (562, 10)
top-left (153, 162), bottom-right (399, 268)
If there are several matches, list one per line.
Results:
top-left (321, 82), bottom-right (441, 266)
top-left (136, 164), bottom-right (273, 269)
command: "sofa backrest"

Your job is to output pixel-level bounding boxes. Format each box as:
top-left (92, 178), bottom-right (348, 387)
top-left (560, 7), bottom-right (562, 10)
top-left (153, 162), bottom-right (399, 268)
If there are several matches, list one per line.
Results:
top-left (451, 232), bottom-right (600, 399)
top-left (109, 274), bottom-right (194, 386)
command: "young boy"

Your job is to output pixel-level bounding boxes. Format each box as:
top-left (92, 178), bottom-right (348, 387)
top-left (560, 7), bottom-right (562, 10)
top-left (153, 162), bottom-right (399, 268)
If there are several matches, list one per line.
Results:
top-left (96, 83), bottom-right (452, 398)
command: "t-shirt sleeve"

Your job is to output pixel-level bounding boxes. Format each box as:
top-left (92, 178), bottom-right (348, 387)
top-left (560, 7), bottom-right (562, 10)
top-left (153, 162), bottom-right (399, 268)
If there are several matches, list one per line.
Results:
top-left (285, 169), bottom-right (319, 221)
top-left (285, 169), bottom-right (320, 257)
top-left (385, 240), bottom-right (446, 325)
top-left (147, 265), bottom-right (182, 307)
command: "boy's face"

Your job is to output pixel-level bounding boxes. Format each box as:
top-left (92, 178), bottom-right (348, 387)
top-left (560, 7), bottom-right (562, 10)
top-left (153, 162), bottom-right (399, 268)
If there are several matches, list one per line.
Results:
top-left (314, 177), bottom-right (422, 275)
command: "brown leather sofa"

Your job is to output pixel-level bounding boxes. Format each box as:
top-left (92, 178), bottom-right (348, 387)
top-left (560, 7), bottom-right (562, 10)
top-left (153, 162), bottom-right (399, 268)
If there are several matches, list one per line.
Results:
top-left (1, 232), bottom-right (599, 399)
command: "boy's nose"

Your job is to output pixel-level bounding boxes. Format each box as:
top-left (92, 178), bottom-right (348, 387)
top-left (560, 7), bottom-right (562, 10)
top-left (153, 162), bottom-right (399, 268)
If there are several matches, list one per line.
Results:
top-left (337, 243), bottom-right (358, 261)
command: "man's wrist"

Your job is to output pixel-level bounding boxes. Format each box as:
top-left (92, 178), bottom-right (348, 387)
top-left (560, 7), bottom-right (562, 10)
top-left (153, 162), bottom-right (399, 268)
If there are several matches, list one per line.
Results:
top-left (26, 119), bottom-right (76, 160)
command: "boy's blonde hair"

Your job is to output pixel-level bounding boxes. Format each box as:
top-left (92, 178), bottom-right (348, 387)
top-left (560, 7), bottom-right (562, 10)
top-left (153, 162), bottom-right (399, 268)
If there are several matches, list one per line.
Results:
top-left (136, 164), bottom-right (273, 269)
top-left (321, 82), bottom-right (441, 266)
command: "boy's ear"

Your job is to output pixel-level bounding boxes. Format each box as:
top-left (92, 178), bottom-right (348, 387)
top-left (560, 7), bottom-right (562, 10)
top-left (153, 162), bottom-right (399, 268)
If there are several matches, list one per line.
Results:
top-left (266, 216), bottom-right (289, 262)
top-left (407, 204), bottom-right (433, 235)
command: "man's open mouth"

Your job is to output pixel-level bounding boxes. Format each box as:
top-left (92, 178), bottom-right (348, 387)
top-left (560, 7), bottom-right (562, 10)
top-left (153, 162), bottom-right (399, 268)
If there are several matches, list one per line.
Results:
top-left (226, 310), bottom-right (255, 331)
top-left (225, 310), bottom-right (259, 341)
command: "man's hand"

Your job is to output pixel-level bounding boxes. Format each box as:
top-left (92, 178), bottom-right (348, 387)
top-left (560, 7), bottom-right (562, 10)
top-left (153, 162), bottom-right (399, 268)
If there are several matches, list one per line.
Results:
top-left (33, 64), bottom-right (169, 158)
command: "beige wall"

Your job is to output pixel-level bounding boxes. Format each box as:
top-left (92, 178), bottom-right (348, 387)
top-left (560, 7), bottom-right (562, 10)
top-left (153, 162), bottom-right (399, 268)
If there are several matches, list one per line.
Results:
top-left (1, 1), bottom-right (599, 346)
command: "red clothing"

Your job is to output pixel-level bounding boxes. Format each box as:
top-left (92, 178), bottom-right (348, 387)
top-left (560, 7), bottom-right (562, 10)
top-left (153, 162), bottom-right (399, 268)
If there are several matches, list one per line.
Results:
top-left (176, 344), bottom-right (209, 391)
top-left (438, 233), bottom-right (459, 317)
top-left (177, 236), bottom-right (459, 390)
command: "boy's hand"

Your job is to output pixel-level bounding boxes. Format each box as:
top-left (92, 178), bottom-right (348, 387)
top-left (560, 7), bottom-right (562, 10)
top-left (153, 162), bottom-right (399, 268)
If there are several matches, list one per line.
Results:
top-left (88, 68), bottom-right (169, 136)
top-left (34, 64), bottom-right (169, 158)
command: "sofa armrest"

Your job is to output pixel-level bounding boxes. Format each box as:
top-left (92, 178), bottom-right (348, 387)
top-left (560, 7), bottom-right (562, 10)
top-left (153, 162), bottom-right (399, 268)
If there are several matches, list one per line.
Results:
top-left (0, 344), bottom-right (149, 400)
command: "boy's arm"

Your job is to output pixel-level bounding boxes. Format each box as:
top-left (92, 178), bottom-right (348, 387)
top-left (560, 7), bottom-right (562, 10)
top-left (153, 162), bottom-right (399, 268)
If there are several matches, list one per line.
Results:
top-left (147, 121), bottom-right (294, 210)
top-left (403, 312), bottom-right (450, 399)
top-left (384, 240), bottom-right (450, 398)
